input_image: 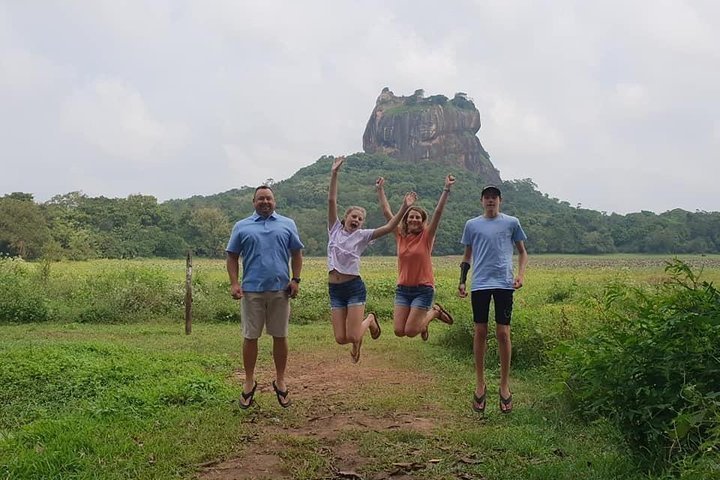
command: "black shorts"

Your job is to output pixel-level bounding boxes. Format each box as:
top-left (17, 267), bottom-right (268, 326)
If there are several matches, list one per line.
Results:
top-left (471, 289), bottom-right (514, 325)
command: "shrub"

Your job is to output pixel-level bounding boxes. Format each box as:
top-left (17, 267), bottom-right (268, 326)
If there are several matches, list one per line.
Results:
top-left (555, 259), bottom-right (720, 472)
top-left (545, 279), bottom-right (579, 304)
top-left (435, 288), bottom-right (591, 368)
top-left (72, 266), bottom-right (179, 323)
top-left (0, 257), bottom-right (50, 322)
top-left (187, 273), bottom-right (241, 323)
top-left (158, 378), bottom-right (223, 406)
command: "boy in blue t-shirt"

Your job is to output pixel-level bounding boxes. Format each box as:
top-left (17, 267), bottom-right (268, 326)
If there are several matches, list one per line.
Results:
top-left (459, 185), bottom-right (528, 414)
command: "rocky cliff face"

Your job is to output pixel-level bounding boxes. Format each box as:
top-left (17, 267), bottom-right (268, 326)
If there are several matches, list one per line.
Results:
top-left (362, 88), bottom-right (501, 184)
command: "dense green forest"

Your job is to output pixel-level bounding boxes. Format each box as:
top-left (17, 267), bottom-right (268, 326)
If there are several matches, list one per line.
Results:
top-left (2, 153), bottom-right (719, 259)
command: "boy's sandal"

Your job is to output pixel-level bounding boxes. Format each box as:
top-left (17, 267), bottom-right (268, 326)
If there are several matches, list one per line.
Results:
top-left (272, 380), bottom-right (292, 408)
top-left (421, 328), bottom-right (429, 341)
top-left (369, 312), bottom-right (381, 339)
top-left (472, 386), bottom-right (487, 413)
top-left (239, 381), bottom-right (257, 410)
top-left (500, 390), bottom-right (513, 414)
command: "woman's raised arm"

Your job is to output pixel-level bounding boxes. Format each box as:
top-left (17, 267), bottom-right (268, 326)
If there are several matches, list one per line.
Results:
top-left (427, 174), bottom-right (455, 238)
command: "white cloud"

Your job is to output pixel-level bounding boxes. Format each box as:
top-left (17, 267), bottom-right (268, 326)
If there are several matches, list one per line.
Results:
top-left (484, 95), bottom-right (566, 156)
top-left (60, 78), bottom-right (188, 163)
top-left (0, 48), bottom-right (74, 92)
top-left (634, 0), bottom-right (718, 56)
top-left (613, 83), bottom-right (652, 116)
top-left (1, 0), bottom-right (719, 213)
top-left (63, 0), bottom-right (176, 43)
top-left (223, 143), bottom-right (304, 188)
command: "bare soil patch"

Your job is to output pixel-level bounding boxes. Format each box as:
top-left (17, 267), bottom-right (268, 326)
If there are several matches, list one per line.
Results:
top-left (198, 347), bottom-right (445, 480)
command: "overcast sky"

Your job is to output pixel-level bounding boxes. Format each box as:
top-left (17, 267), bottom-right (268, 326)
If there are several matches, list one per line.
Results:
top-left (1, 1), bottom-right (718, 214)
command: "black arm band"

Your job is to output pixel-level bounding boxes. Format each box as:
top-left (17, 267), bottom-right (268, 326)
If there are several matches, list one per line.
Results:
top-left (459, 261), bottom-right (470, 284)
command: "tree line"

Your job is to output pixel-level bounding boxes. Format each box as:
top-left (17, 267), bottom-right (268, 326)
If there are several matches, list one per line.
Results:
top-left (2, 154), bottom-right (719, 260)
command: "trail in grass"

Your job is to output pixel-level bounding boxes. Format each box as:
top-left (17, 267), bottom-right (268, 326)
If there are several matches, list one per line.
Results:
top-left (197, 334), bottom-right (640, 480)
top-left (199, 346), bottom-right (443, 480)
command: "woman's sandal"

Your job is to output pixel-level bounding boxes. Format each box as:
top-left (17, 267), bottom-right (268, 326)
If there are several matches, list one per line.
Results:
top-left (369, 312), bottom-right (381, 340)
top-left (472, 385), bottom-right (487, 413)
top-left (350, 339), bottom-right (362, 363)
top-left (433, 303), bottom-right (454, 325)
top-left (499, 390), bottom-right (513, 414)
top-left (239, 381), bottom-right (257, 409)
top-left (272, 380), bottom-right (292, 408)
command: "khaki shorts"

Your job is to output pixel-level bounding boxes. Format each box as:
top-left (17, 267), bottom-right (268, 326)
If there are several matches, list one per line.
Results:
top-left (240, 291), bottom-right (290, 339)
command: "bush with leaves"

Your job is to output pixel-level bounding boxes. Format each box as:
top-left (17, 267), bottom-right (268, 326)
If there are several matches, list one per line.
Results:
top-left (554, 260), bottom-right (720, 473)
top-left (70, 265), bottom-right (179, 323)
top-left (0, 256), bottom-right (50, 322)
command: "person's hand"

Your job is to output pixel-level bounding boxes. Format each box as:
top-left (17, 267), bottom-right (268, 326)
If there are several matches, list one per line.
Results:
top-left (513, 276), bottom-right (524, 289)
top-left (230, 284), bottom-right (243, 300)
top-left (458, 283), bottom-right (468, 298)
top-left (331, 156), bottom-right (345, 173)
top-left (403, 191), bottom-right (417, 208)
top-left (375, 177), bottom-right (385, 189)
top-left (286, 281), bottom-right (299, 299)
top-left (445, 174), bottom-right (456, 190)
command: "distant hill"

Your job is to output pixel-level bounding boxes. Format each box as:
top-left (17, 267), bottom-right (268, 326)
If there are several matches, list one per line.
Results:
top-left (163, 152), bottom-right (720, 257)
top-left (162, 152), bottom-right (546, 256)
top-left (4, 159), bottom-right (720, 260)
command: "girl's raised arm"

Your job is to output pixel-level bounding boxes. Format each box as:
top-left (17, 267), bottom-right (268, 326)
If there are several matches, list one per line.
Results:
top-left (328, 156), bottom-right (344, 229)
top-left (375, 177), bottom-right (394, 222)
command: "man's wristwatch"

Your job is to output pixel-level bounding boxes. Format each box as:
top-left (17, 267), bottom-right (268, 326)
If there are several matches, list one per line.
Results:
top-left (291, 277), bottom-right (301, 284)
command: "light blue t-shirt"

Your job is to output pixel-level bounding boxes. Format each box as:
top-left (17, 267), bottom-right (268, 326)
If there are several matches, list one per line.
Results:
top-left (460, 213), bottom-right (527, 291)
top-left (226, 212), bottom-right (304, 293)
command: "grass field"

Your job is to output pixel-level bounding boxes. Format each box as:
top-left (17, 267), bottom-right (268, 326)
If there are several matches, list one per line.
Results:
top-left (1, 255), bottom-right (719, 479)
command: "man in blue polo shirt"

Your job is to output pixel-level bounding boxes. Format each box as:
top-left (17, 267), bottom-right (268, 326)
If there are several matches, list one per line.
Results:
top-left (226, 185), bottom-right (304, 409)
top-left (458, 185), bottom-right (528, 414)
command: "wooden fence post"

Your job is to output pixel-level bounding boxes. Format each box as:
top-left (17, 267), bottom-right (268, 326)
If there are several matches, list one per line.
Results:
top-left (185, 251), bottom-right (192, 335)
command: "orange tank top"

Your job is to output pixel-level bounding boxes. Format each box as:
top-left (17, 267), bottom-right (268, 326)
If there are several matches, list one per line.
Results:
top-left (396, 228), bottom-right (435, 287)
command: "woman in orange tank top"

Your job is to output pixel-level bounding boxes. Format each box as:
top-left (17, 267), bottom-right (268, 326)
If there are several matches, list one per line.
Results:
top-left (376, 174), bottom-right (455, 341)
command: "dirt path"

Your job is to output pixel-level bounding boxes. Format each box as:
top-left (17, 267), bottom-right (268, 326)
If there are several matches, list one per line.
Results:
top-left (198, 347), bottom-right (447, 480)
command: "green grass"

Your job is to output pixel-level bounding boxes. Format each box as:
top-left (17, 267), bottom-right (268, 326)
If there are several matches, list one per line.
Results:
top-left (0, 323), bottom-right (247, 479)
top-left (2, 255), bottom-right (719, 479)
top-left (1, 322), bottom-right (647, 480)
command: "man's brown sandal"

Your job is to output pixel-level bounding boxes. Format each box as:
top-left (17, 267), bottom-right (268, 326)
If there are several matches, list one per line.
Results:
top-left (239, 381), bottom-right (257, 409)
top-left (272, 380), bottom-right (292, 408)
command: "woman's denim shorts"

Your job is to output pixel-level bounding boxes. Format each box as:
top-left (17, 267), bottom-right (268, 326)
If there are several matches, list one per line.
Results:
top-left (394, 285), bottom-right (435, 310)
top-left (328, 277), bottom-right (367, 309)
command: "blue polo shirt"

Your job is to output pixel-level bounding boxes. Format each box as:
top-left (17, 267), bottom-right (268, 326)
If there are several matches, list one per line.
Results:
top-left (460, 213), bottom-right (527, 291)
top-left (226, 212), bottom-right (304, 293)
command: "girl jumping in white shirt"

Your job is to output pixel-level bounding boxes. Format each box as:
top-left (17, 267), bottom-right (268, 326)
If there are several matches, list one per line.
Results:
top-left (327, 156), bottom-right (416, 363)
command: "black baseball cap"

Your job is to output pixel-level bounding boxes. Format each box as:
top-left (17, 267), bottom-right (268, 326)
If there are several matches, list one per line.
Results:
top-left (481, 185), bottom-right (502, 197)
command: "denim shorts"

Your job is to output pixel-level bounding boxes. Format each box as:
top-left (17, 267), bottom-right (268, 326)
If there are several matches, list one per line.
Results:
top-left (394, 285), bottom-right (435, 310)
top-left (328, 277), bottom-right (367, 309)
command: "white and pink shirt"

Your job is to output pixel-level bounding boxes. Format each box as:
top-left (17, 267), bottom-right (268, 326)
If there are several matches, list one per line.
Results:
top-left (327, 219), bottom-right (375, 275)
